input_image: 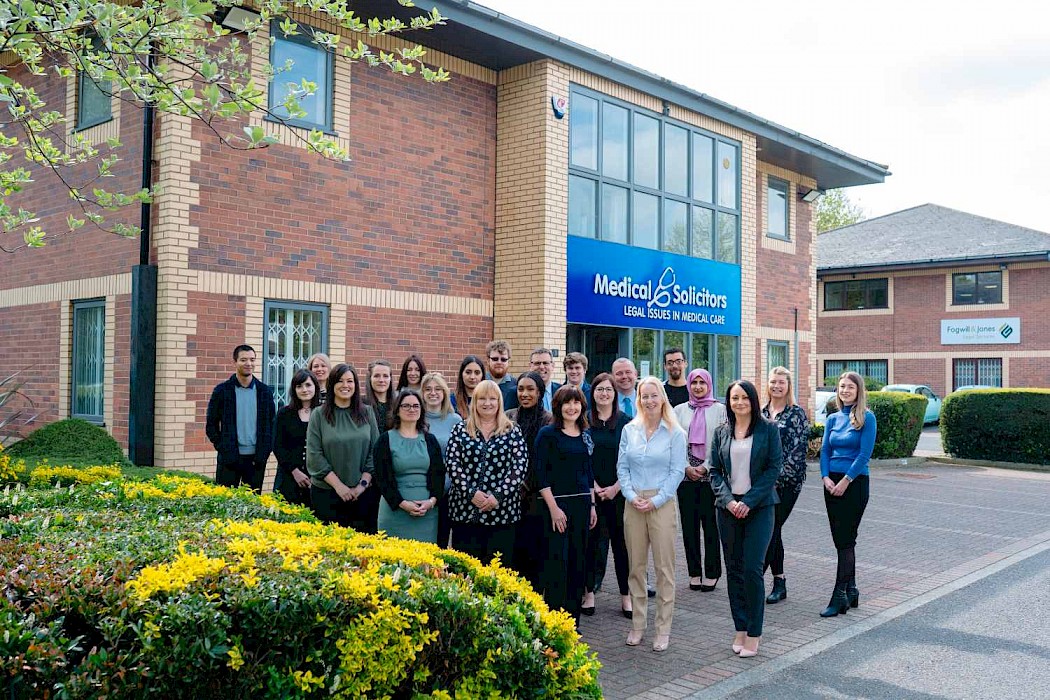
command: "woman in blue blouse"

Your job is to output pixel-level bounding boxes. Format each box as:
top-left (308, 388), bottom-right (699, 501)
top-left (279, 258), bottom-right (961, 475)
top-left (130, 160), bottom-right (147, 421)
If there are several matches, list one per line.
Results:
top-left (819, 371), bottom-right (877, 617)
top-left (535, 385), bottom-right (596, 627)
top-left (617, 376), bottom-right (686, 653)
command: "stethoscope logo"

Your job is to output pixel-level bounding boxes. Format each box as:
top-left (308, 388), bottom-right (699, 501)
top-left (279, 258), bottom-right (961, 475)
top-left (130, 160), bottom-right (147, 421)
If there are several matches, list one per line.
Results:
top-left (648, 267), bottom-right (675, 309)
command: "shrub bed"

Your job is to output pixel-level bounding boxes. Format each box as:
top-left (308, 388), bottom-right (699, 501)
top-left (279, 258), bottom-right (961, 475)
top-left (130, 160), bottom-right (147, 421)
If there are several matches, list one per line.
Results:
top-left (0, 452), bottom-right (602, 699)
top-left (5, 419), bottom-right (128, 467)
top-left (823, 392), bottom-right (926, 459)
top-left (941, 389), bottom-right (1050, 465)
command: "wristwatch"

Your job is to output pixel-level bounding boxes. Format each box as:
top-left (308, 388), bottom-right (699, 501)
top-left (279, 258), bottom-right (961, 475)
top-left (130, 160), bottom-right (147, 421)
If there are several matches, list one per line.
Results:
top-left (358, 478), bottom-right (370, 489)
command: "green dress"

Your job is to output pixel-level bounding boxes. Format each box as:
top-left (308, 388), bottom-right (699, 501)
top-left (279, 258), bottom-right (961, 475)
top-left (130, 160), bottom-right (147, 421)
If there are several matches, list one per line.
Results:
top-left (377, 432), bottom-right (437, 543)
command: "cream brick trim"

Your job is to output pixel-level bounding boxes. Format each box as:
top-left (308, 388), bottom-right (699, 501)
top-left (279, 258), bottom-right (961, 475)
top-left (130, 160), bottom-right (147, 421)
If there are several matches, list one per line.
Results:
top-left (738, 133), bottom-right (758, 383)
top-left (64, 70), bottom-right (121, 151)
top-left (245, 296), bottom-right (266, 382)
top-left (329, 304), bottom-right (347, 362)
top-left (817, 350), bottom-right (1050, 361)
top-left (756, 326), bottom-right (815, 343)
top-left (0, 274), bottom-right (132, 308)
top-left (103, 296), bottom-right (116, 429)
top-left (818, 275), bottom-right (894, 317)
top-left (197, 271), bottom-right (493, 317)
top-left (58, 303), bottom-right (71, 420)
top-left (944, 267), bottom-right (1009, 312)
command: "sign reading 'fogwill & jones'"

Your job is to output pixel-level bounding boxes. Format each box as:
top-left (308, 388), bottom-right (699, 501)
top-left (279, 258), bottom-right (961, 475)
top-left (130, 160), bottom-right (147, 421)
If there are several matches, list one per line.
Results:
top-left (566, 236), bottom-right (741, 335)
top-left (940, 317), bottom-right (1021, 345)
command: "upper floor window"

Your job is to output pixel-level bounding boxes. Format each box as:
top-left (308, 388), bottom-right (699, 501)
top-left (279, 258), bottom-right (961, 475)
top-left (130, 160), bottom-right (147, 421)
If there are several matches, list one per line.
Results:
top-left (76, 35), bottom-right (113, 130)
top-left (766, 176), bottom-right (789, 239)
top-left (268, 23), bottom-right (334, 132)
top-left (568, 88), bottom-right (740, 264)
top-left (824, 278), bottom-right (888, 311)
top-left (952, 271), bottom-right (1002, 305)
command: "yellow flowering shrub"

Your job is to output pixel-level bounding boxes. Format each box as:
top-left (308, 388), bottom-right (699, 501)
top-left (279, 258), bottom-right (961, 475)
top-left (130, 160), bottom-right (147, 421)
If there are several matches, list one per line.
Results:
top-left (29, 463), bottom-right (122, 487)
top-left (0, 465), bottom-right (603, 699)
top-left (0, 444), bottom-right (27, 483)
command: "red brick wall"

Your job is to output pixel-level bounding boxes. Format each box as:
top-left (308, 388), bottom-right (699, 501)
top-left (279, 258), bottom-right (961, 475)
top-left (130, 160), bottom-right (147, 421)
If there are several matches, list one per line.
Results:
top-left (0, 304), bottom-right (62, 439)
top-left (893, 359), bottom-right (947, 395)
top-left (2, 66), bottom-right (142, 290)
top-left (187, 64), bottom-right (497, 298)
top-left (185, 292), bottom-right (248, 453)
top-left (1010, 358), bottom-right (1050, 388)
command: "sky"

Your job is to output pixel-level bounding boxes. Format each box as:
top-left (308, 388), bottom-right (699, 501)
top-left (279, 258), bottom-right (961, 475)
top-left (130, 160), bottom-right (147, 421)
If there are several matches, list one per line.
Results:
top-left (475, 0), bottom-right (1050, 233)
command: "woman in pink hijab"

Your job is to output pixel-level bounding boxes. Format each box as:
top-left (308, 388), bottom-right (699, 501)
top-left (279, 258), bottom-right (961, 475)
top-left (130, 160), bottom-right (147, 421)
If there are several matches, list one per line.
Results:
top-left (673, 368), bottom-right (728, 591)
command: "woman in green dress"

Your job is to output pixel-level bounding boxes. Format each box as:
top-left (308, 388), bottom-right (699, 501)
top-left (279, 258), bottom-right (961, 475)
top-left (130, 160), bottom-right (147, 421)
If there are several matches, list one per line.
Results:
top-left (373, 388), bottom-right (445, 543)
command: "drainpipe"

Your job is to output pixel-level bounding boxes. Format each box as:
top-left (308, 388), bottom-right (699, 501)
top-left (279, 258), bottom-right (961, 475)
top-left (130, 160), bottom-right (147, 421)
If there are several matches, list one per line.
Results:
top-left (792, 307), bottom-right (799, 403)
top-left (128, 45), bottom-right (157, 466)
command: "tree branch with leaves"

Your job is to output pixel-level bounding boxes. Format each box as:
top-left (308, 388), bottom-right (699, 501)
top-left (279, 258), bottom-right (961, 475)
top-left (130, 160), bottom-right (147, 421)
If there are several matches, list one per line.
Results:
top-left (0, 0), bottom-right (448, 251)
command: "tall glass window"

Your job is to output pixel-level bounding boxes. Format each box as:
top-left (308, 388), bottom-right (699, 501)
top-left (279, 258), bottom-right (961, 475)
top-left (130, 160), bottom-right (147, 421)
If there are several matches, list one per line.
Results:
top-left (621, 330), bottom-right (736, 396)
top-left (568, 88), bottom-right (740, 262)
top-left (264, 301), bottom-right (328, 408)
top-left (76, 35), bottom-right (112, 130)
top-left (71, 299), bottom-right (105, 422)
top-left (269, 22), bottom-right (335, 131)
top-left (766, 176), bottom-right (789, 239)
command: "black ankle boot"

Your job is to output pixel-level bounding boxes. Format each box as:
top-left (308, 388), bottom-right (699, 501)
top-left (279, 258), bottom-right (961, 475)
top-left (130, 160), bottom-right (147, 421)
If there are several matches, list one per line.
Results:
top-left (820, 585), bottom-right (850, 617)
top-left (766, 577), bottom-right (787, 604)
top-left (846, 579), bottom-right (859, 608)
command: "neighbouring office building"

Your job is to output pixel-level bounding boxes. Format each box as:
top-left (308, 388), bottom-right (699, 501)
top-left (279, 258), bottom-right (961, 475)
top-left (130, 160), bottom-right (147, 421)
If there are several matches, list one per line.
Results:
top-left (816, 204), bottom-right (1050, 396)
top-left (0, 0), bottom-right (887, 472)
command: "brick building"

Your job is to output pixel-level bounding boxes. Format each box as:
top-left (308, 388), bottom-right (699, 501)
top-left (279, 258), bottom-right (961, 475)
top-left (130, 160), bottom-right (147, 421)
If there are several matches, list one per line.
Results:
top-left (816, 204), bottom-right (1050, 397)
top-left (1, 1), bottom-right (887, 473)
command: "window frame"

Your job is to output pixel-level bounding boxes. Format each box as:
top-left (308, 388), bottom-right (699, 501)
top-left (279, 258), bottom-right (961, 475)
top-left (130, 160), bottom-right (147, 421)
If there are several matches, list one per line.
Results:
top-left (765, 176), bottom-right (790, 240)
top-left (952, 358), bottom-right (1003, 390)
top-left (767, 340), bottom-right (789, 375)
top-left (823, 359), bottom-right (888, 386)
top-left (567, 86), bottom-right (741, 264)
top-left (75, 35), bottom-right (114, 131)
top-left (266, 21), bottom-right (336, 133)
top-left (70, 298), bottom-right (106, 424)
top-left (951, 271), bottom-right (1002, 306)
top-left (823, 278), bottom-right (889, 311)
top-left (263, 300), bottom-right (330, 408)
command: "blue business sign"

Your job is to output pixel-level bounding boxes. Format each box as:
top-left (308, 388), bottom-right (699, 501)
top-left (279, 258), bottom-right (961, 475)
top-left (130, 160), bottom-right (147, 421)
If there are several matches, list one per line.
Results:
top-left (566, 236), bottom-right (741, 336)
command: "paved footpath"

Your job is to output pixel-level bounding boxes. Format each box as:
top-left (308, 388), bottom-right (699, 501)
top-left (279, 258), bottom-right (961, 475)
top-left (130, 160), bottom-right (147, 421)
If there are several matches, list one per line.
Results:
top-left (577, 462), bottom-right (1050, 699)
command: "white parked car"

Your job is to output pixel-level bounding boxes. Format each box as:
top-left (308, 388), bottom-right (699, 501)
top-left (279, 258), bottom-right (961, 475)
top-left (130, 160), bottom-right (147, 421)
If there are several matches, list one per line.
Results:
top-left (814, 387), bottom-right (837, 424)
top-left (881, 384), bottom-right (942, 425)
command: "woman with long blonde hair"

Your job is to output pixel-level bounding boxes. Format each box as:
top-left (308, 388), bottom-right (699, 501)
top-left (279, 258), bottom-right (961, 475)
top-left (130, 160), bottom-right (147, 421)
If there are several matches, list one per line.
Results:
top-left (444, 380), bottom-right (528, 563)
top-left (617, 376), bottom-right (686, 653)
top-left (818, 371), bottom-right (876, 617)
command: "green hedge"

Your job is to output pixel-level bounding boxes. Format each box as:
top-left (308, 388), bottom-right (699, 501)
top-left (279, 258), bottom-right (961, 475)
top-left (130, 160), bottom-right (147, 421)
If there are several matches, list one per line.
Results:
top-left (941, 389), bottom-right (1050, 465)
top-left (826, 392), bottom-right (926, 460)
top-left (0, 452), bottom-right (601, 699)
top-left (5, 418), bottom-right (128, 466)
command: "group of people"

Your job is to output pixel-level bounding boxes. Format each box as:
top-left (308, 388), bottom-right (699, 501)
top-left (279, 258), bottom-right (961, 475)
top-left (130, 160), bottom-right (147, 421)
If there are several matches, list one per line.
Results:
top-left (205, 342), bottom-right (876, 656)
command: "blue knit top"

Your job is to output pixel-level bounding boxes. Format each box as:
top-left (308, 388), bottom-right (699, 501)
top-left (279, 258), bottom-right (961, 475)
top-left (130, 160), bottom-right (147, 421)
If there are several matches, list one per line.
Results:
top-left (820, 406), bottom-right (877, 480)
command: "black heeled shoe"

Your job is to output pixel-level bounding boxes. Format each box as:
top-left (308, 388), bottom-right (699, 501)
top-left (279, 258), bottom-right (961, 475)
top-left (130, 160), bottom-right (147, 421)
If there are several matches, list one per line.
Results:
top-left (846, 580), bottom-right (859, 608)
top-left (819, 586), bottom-right (850, 617)
top-left (698, 577), bottom-right (719, 592)
top-left (766, 577), bottom-right (787, 604)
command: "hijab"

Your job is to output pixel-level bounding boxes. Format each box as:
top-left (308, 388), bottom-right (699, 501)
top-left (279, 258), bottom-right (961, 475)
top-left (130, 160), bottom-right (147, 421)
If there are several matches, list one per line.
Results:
top-left (686, 368), bottom-right (717, 461)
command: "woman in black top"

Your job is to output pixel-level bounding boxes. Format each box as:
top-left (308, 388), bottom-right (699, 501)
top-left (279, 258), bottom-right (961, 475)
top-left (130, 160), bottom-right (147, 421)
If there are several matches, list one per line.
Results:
top-left (273, 368), bottom-right (320, 506)
top-left (583, 372), bottom-right (632, 617)
top-left (366, 359), bottom-right (394, 430)
top-left (452, 355), bottom-right (485, 419)
top-left (397, 354), bottom-right (427, 392)
top-left (535, 385), bottom-right (596, 627)
top-left (505, 371), bottom-right (552, 588)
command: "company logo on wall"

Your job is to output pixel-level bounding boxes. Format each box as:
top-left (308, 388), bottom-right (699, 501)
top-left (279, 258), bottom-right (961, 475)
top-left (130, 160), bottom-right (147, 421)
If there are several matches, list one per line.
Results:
top-left (940, 317), bottom-right (1021, 345)
top-left (567, 237), bottom-right (741, 335)
top-left (999, 323), bottom-right (1014, 339)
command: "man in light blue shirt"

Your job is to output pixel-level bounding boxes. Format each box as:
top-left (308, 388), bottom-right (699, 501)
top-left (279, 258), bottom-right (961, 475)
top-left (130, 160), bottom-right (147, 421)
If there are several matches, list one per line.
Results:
top-left (612, 357), bottom-right (639, 418)
top-left (530, 347), bottom-right (560, 412)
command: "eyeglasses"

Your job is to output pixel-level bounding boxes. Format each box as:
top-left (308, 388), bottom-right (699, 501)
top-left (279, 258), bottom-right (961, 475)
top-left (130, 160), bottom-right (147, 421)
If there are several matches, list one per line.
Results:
top-left (531, 361), bottom-right (553, 366)
top-left (594, 386), bottom-right (615, 393)
top-left (400, 403), bottom-right (422, 411)
top-left (665, 359), bottom-right (686, 366)
top-left (488, 356), bottom-right (509, 363)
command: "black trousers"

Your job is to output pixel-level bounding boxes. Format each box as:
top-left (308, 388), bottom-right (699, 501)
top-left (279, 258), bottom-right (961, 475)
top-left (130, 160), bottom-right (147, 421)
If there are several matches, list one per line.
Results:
top-left (586, 493), bottom-right (629, 595)
top-left (311, 485), bottom-right (379, 534)
top-left (215, 455), bottom-right (265, 494)
top-left (511, 503), bottom-right (545, 590)
top-left (273, 469), bottom-right (311, 507)
top-left (764, 486), bottom-right (801, 577)
top-left (436, 498), bottom-right (452, 548)
top-left (678, 479), bottom-right (722, 579)
top-left (718, 503), bottom-right (775, 637)
top-left (540, 496), bottom-right (591, 624)
top-left (824, 473), bottom-right (869, 585)
top-left (451, 521), bottom-right (516, 564)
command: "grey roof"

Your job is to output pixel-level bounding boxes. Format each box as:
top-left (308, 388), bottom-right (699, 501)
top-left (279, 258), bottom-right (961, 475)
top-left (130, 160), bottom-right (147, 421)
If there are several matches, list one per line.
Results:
top-left (817, 204), bottom-right (1050, 273)
top-left (355, 0), bottom-right (889, 189)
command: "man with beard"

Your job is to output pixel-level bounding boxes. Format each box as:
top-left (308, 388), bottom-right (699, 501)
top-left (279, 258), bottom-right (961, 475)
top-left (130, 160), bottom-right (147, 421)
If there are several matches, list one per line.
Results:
top-left (662, 347), bottom-right (689, 407)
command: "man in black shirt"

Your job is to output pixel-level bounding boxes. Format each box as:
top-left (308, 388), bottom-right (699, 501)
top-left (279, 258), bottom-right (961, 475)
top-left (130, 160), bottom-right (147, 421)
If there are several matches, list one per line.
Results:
top-left (662, 347), bottom-right (689, 407)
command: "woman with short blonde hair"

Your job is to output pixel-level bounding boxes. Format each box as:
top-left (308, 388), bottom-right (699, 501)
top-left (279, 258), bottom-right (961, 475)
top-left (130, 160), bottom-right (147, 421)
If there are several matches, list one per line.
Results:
top-left (445, 380), bottom-right (528, 562)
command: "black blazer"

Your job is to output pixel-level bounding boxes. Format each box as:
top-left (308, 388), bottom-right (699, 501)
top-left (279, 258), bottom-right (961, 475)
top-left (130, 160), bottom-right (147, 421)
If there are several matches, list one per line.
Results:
top-left (205, 375), bottom-right (275, 468)
top-left (708, 419), bottom-right (783, 510)
top-left (372, 431), bottom-right (445, 510)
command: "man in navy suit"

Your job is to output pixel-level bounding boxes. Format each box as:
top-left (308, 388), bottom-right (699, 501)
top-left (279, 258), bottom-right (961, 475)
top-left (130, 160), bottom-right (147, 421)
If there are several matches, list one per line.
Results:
top-left (529, 347), bottom-right (560, 411)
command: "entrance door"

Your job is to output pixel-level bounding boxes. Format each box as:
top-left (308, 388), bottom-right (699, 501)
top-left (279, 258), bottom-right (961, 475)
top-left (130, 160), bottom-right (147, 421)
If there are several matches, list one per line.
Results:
top-left (567, 324), bottom-right (627, 382)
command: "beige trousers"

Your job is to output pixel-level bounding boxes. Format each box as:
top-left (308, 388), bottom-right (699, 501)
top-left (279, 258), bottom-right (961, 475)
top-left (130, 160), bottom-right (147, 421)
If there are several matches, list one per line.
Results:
top-left (624, 488), bottom-right (677, 636)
